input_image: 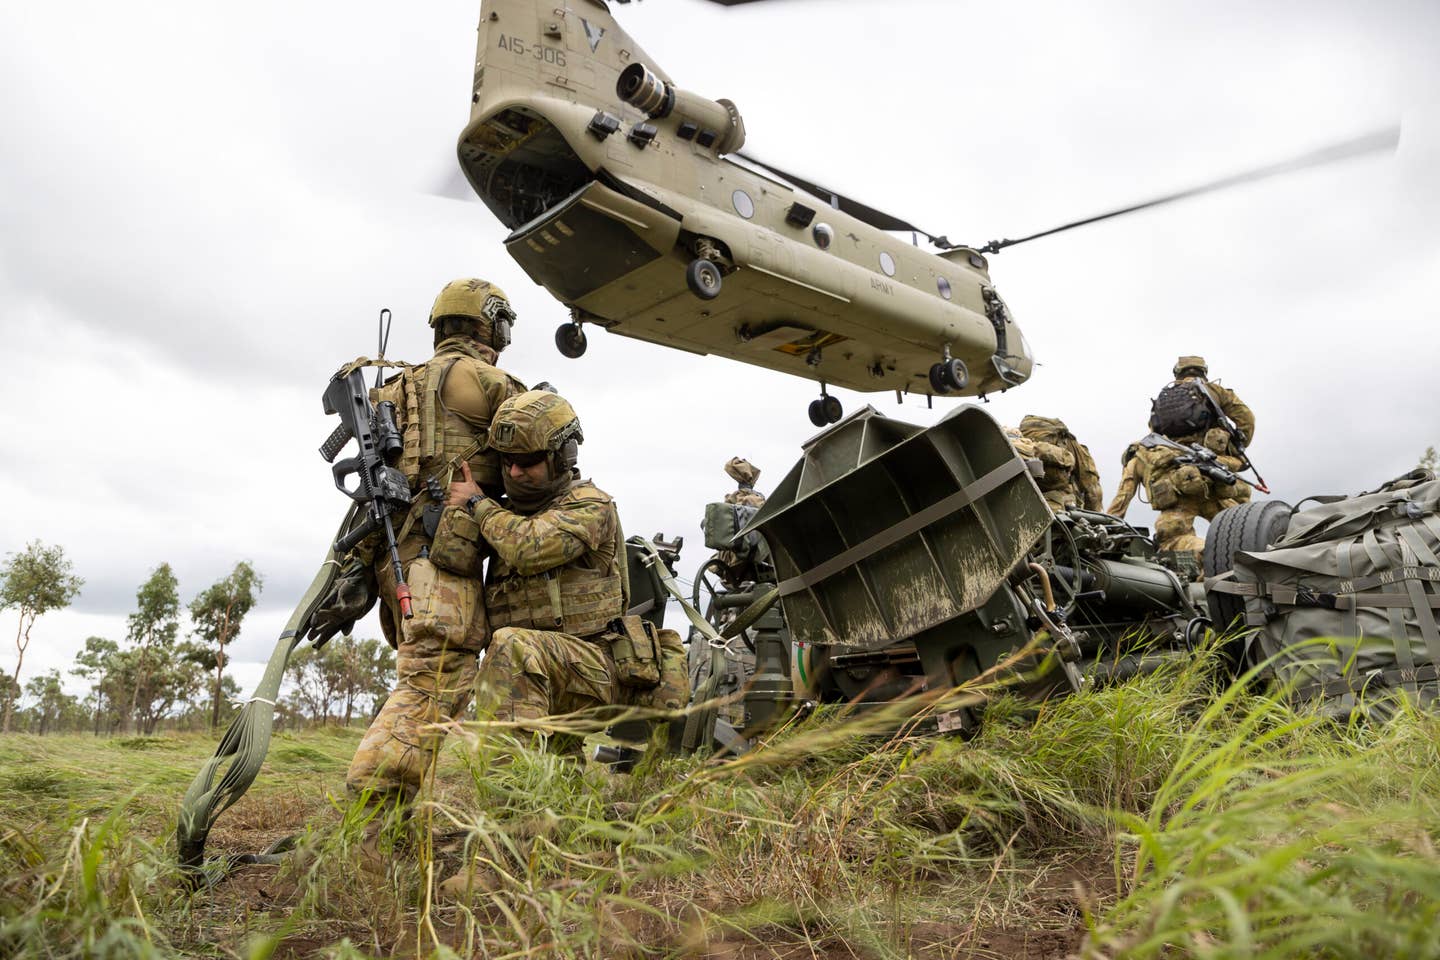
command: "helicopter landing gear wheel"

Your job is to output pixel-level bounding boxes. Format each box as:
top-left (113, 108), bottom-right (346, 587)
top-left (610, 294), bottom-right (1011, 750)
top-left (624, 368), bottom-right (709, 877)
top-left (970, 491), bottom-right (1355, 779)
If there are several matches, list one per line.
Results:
top-left (686, 258), bottom-right (723, 300)
top-left (808, 390), bottom-right (842, 427)
top-left (807, 399), bottom-right (827, 427)
top-left (555, 323), bottom-right (587, 358)
top-left (928, 357), bottom-right (968, 394)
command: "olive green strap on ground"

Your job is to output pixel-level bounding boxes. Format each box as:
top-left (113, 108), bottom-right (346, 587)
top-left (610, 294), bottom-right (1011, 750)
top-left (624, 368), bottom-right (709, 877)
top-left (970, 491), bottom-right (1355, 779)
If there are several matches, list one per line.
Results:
top-left (176, 506), bottom-right (357, 885)
top-left (634, 538), bottom-right (779, 751)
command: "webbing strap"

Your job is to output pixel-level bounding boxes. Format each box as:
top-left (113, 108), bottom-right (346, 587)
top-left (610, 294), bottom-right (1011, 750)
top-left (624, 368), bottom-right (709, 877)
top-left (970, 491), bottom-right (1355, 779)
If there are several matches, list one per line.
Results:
top-left (1294, 663), bottom-right (1440, 701)
top-left (776, 457), bottom-right (1026, 598)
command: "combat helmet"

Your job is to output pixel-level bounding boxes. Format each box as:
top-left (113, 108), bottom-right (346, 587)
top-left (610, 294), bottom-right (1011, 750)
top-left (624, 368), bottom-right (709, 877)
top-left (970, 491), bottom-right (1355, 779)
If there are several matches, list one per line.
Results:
top-left (488, 390), bottom-right (584, 474)
top-left (429, 278), bottom-right (516, 351)
top-left (1173, 355), bottom-right (1208, 379)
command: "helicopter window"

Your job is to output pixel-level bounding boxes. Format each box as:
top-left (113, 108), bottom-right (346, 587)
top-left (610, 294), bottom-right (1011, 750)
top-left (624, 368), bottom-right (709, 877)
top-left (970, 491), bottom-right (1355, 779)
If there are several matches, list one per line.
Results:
top-left (812, 223), bottom-right (834, 249)
top-left (732, 189), bottom-right (755, 219)
top-left (937, 276), bottom-right (952, 300)
top-left (879, 251), bottom-right (896, 277)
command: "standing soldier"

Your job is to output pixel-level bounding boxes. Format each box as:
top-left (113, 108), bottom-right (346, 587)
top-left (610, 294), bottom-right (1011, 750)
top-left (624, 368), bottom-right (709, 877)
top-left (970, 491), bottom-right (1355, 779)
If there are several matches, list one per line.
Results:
top-left (309, 278), bottom-right (526, 811)
top-left (445, 390), bottom-right (688, 743)
top-left (1007, 415), bottom-right (1103, 513)
top-left (1137, 355), bottom-right (1257, 563)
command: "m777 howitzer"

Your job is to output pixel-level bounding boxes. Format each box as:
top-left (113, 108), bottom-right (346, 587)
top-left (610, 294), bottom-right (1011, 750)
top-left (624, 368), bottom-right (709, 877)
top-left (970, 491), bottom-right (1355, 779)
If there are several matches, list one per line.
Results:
top-left (1139, 431), bottom-right (1269, 494)
top-left (680, 406), bottom-right (1214, 750)
top-left (175, 364), bottom-right (413, 884)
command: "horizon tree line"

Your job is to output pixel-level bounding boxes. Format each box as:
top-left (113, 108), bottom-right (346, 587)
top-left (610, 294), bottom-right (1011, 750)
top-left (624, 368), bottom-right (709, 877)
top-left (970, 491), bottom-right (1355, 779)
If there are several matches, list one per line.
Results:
top-left (0, 542), bottom-right (394, 736)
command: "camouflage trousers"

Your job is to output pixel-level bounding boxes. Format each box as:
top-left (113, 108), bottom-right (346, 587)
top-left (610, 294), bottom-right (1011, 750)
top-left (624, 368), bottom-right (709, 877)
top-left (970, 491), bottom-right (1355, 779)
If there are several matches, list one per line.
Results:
top-left (475, 625), bottom-right (689, 752)
top-left (1039, 488), bottom-right (1081, 514)
top-left (1154, 494), bottom-right (1250, 559)
top-left (346, 556), bottom-right (487, 802)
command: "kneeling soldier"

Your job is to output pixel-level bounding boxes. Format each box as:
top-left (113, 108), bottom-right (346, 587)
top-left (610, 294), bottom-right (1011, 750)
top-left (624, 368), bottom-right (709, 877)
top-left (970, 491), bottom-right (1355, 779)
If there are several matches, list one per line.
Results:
top-left (446, 389), bottom-right (685, 747)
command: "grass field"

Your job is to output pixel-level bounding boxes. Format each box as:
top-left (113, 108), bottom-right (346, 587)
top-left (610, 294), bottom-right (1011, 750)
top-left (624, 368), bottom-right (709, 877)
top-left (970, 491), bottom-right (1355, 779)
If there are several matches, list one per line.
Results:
top-left (2, 648), bottom-right (1439, 959)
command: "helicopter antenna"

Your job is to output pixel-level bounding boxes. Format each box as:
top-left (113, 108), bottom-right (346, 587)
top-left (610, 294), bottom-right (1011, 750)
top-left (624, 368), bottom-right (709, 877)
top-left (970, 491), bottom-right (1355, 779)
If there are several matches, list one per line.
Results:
top-left (977, 126), bottom-right (1400, 254)
top-left (375, 308), bottom-right (392, 389)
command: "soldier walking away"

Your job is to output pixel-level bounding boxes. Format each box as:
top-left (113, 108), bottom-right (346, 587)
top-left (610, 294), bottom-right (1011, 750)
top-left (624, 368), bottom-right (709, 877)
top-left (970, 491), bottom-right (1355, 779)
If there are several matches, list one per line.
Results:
top-left (1006, 415), bottom-right (1103, 513)
top-left (1136, 355), bottom-right (1257, 567)
top-left (440, 389), bottom-right (686, 897)
top-left (307, 279), bottom-right (526, 814)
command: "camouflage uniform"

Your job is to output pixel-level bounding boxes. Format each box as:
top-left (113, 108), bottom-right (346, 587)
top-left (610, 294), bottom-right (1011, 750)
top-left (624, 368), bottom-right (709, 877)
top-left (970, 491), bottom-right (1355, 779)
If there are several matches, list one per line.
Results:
top-left (1010, 415), bottom-right (1103, 513)
top-left (345, 280), bottom-right (525, 803)
top-left (469, 391), bottom-right (688, 745)
top-left (716, 457), bottom-right (766, 582)
top-left (1106, 444), bottom-right (1145, 518)
top-left (1142, 356), bottom-right (1256, 559)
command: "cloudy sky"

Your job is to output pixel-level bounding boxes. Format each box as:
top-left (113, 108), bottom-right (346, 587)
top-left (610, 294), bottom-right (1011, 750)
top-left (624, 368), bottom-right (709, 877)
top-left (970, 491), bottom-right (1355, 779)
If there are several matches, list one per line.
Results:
top-left (2, 0), bottom-right (1437, 700)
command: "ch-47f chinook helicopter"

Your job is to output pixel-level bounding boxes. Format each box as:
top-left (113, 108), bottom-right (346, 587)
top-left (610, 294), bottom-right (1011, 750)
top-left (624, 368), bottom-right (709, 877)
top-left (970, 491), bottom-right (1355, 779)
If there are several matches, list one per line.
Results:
top-left (455, 0), bottom-right (1397, 426)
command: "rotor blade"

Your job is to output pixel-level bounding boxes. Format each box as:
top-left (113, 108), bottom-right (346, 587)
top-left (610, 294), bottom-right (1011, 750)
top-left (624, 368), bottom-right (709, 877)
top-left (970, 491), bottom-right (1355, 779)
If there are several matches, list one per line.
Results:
top-left (431, 164), bottom-right (479, 202)
top-left (979, 125), bottom-right (1401, 254)
top-left (733, 151), bottom-right (953, 245)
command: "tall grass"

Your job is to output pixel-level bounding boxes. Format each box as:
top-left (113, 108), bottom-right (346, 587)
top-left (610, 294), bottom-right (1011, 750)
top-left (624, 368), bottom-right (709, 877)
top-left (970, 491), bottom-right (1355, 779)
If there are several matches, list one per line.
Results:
top-left (1, 637), bottom-right (1438, 958)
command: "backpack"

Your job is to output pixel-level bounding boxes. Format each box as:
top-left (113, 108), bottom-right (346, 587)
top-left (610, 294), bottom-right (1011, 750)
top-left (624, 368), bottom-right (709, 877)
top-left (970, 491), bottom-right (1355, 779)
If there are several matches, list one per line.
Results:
top-left (1208, 472), bottom-right (1440, 718)
top-left (1148, 380), bottom-right (1216, 438)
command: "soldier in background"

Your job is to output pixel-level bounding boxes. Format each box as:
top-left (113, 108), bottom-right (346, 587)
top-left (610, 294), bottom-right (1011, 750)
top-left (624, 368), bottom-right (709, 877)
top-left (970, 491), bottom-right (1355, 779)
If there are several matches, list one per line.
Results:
top-left (312, 279), bottom-right (526, 810)
top-left (1007, 415), bottom-right (1103, 513)
top-left (1107, 443), bottom-right (1145, 518)
top-left (1137, 355), bottom-right (1256, 562)
top-left (723, 457), bottom-right (766, 508)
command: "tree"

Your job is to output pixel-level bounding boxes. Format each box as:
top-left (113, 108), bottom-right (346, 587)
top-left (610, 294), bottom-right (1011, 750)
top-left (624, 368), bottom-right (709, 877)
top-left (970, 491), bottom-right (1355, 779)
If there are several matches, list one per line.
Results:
top-left (188, 562), bottom-right (262, 731)
top-left (123, 564), bottom-right (181, 733)
top-left (0, 541), bottom-right (83, 733)
top-left (334, 636), bottom-right (395, 727)
top-left (23, 669), bottom-right (80, 735)
top-left (1421, 445), bottom-right (1438, 474)
top-left (289, 644), bottom-right (343, 725)
top-left (72, 636), bottom-right (121, 735)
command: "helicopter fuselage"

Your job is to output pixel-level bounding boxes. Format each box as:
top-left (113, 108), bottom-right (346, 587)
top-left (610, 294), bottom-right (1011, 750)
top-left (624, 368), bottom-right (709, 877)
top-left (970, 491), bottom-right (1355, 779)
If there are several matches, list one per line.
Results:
top-left (459, 0), bottom-right (1033, 398)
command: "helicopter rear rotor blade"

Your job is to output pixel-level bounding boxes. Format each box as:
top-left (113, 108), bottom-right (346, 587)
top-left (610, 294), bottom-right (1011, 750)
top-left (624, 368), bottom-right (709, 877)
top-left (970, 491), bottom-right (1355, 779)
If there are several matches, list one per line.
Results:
top-left (977, 126), bottom-right (1400, 254)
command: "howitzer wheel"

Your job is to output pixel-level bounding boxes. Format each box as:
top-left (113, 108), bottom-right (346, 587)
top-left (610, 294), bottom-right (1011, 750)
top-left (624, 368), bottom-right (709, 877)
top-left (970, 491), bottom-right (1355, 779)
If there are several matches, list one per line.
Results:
top-left (1203, 499), bottom-right (1292, 672)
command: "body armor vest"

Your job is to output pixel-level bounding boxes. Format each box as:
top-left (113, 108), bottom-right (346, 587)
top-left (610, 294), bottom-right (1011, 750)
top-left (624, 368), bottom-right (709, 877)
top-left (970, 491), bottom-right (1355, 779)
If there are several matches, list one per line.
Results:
top-left (485, 485), bottom-right (626, 638)
top-left (371, 344), bottom-right (515, 496)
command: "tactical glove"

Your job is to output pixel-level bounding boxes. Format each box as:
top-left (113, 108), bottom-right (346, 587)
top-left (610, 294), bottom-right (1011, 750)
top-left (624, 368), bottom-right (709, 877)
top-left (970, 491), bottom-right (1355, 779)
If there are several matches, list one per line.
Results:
top-left (307, 558), bottom-right (378, 647)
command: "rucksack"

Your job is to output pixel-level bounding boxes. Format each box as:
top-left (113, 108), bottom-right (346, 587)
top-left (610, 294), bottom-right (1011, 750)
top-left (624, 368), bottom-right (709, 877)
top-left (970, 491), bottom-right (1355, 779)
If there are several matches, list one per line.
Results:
top-left (1208, 472), bottom-right (1440, 718)
top-left (1148, 380), bottom-right (1216, 438)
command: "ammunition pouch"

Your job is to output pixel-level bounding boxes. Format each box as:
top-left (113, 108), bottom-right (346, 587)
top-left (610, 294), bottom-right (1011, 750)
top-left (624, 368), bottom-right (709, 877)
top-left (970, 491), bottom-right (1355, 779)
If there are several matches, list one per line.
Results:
top-left (1150, 477), bottom-right (1180, 510)
top-left (1203, 427), bottom-right (1231, 455)
top-left (428, 505), bottom-right (484, 576)
top-left (606, 615), bottom-right (662, 689)
top-left (1173, 464), bottom-right (1209, 498)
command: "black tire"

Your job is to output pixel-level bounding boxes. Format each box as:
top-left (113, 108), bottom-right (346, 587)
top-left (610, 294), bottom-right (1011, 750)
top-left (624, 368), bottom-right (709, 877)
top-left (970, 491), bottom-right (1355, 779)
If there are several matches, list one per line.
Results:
top-left (821, 395), bottom-right (842, 424)
top-left (686, 259), bottom-right (723, 300)
top-left (940, 357), bottom-right (969, 392)
top-left (927, 362), bottom-right (951, 395)
top-left (1203, 499), bottom-right (1292, 666)
top-left (555, 323), bottom-right (587, 358)
top-left (807, 399), bottom-right (828, 427)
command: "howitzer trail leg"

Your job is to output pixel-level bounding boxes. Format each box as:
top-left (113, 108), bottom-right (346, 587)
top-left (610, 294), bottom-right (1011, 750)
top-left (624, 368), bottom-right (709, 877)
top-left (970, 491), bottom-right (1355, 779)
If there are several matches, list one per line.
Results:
top-left (346, 558), bottom-right (487, 801)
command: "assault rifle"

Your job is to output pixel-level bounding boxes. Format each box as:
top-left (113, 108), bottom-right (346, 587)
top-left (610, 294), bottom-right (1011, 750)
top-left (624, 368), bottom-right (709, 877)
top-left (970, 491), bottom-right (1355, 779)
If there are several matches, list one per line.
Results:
top-left (1140, 432), bottom-right (1269, 494)
top-left (320, 368), bottom-right (414, 619)
top-left (1194, 382), bottom-right (1271, 494)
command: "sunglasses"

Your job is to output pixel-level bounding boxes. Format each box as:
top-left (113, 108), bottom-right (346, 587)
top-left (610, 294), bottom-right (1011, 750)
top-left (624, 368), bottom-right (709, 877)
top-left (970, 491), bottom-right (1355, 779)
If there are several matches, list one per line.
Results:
top-left (500, 450), bottom-right (548, 468)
